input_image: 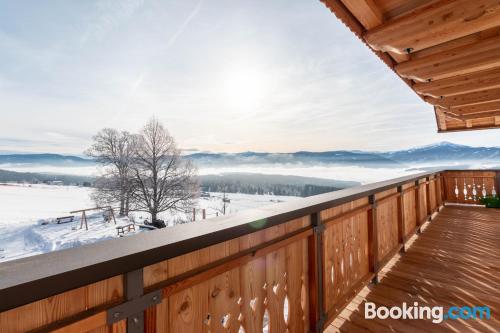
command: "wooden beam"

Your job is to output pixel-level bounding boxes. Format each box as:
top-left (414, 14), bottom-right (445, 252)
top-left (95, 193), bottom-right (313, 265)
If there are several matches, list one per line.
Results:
top-left (439, 123), bottom-right (500, 132)
top-left (414, 67), bottom-right (500, 97)
top-left (412, 27), bottom-right (500, 60)
top-left (424, 87), bottom-right (500, 107)
top-left (364, 0), bottom-right (500, 54)
top-left (396, 35), bottom-right (500, 82)
top-left (324, 0), bottom-right (409, 63)
top-left (496, 116), bottom-right (500, 125)
top-left (340, 0), bottom-right (383, 30)
top-left (460, 111), bottom-right (500, 120)
top-left (434, 107), bottom-right (448, 131)
top-left (451, 100), bottom-right (500, 115)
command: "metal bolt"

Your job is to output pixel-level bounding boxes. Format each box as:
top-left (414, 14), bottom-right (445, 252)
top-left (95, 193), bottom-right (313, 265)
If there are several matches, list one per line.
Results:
top-left (133, 317), bottom-right (139, 324)
top-left (113, 312), bottom-right (121, 318)
top-left (152, 295), bottom-right (159, 301)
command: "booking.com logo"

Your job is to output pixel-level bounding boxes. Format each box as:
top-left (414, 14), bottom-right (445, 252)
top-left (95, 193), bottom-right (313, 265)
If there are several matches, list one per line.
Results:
top-left (365, 302), bottom-right (491, 323)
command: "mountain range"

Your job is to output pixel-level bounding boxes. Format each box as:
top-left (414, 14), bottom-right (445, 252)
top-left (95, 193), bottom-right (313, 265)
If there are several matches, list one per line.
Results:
top-left (0, 142), bottom-right (499, 168)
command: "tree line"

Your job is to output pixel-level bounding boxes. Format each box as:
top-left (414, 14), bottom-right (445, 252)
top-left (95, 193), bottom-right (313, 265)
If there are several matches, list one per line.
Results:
top-left (201, 181), bottom-right (342, 197)
top-left (86, 118), bottom-right (198, 227)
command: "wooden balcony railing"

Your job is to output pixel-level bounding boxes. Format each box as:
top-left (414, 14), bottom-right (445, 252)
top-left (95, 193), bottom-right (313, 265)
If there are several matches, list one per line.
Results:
top-left (0, 170), bottom-right (497, 333)
top-left (442, 170), bottom-right (499, 204)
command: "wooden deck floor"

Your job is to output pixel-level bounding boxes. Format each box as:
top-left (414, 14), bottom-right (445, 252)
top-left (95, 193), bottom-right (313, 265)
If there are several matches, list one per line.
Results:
top-left (325, 206), bottom-right (500, 333)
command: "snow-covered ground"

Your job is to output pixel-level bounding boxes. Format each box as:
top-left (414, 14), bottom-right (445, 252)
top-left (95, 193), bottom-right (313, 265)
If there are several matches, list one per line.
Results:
top-left (0, 183), bottom-right (298, 263)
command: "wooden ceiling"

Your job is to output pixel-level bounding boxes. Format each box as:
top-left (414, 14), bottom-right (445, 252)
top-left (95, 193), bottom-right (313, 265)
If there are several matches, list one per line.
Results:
top-left (321, 0), bottom-right (500, 132)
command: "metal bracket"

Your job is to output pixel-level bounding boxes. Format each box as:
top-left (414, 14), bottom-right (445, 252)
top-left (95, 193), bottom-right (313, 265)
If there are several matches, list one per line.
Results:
top-left (317, 313), bottom-right (328, 332)
top-left (313, 223), bottom-right (325, 234)
top-left (107, 269), bottom-right (162, 332)
top-left (106, 289), bottom-right (162, 325)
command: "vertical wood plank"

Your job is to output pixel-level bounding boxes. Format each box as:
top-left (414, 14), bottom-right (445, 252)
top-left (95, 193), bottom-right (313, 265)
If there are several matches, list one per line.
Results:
top-left (397, 186), bottom-right (405, 250)
top-left (367, 195), bottom-right (378, 277)
top-left (308, 213), bottom-right (323, 333)
top-left (414, 180), bottom-right (421, 231)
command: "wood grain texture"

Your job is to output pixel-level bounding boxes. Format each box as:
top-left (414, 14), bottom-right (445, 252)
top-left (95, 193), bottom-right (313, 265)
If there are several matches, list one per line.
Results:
top-left (365, 0), bottom-right (500, 54)
top-left (327, 206), bottom-right (500, 333)
top-left (0, 276), bottom-right (122, 333)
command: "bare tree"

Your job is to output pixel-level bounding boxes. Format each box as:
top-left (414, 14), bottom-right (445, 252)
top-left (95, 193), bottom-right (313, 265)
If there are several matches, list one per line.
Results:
top-left (130, 119), bottom-right (199, 224)
top-left (86, 129), bottom-right (137, 216)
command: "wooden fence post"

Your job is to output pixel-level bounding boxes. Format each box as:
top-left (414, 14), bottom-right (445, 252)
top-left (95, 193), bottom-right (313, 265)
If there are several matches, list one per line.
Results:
top-left (441, 173), bottom-right (448, 203)
top-left (435, 173), bottom-right (442, 208)
top-left (192, 208), bottom-right (196, 221)
top-left (414, 180), bottom-right (421, 233)
top-left (397, 186), bottom-right (406, 252)
top-left (425, 176), bottom-right (432, 221)
top-left (202, 209), bottom-right (206, 220)
top-left (368, 194), bottom-right (379, 282)
top-left (308, 212), bottom-right (325, 333)
top-left (496, 171), bottom-right (500, 198)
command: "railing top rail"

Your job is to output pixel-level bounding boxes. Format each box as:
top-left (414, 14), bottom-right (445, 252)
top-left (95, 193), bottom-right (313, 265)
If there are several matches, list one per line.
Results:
top-left (0, 170), bottom-right (446, 312)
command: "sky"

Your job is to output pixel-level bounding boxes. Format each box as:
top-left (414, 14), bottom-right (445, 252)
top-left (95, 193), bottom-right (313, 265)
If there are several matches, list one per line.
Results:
top-left (0, 0), bottom-right (499, 155)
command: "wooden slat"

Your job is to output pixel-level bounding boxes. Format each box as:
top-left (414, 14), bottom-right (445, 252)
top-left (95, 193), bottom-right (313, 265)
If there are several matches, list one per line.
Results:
top-left (364, 0), bottom-right (500, 54)
top-left (459, 111), bottom-right (500, 120)
top-left (411, 26), bottom-right (500, 60)
top-left (414, 67), bottom-right (500, 97)
top-left (340, 0), bottom-right (383, 29)
top-left (328, 206), bottom-right (500, 332)
top-left (425, 87), bottom-right (500, 107)
top-left (396, 35), bottom-right (500, 82)
top-left (451, 99), bottom-right (500, 115)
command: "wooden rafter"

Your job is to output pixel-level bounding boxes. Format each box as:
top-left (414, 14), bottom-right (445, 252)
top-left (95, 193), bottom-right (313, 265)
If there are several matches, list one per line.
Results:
top-left (424, 87), bottom-right (500, 108)
top-left (340, 0), bottom-right (383, 30)
top-left (321, 0), bottom-right (500, 132)
top-left (396, 35), bottom-right (500, 82)
top-left (460, 111), bottom-right (500, 120)
top-left (364, 0), bottom-right (500, 54)
top-left (451, 100), bottom-right (500, 115)
top-left (413, 67), bottom-right (500, 98)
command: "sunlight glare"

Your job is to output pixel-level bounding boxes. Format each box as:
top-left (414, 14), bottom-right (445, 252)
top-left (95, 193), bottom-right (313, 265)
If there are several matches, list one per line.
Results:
top-left (219, 66), bottom-right (270, 112)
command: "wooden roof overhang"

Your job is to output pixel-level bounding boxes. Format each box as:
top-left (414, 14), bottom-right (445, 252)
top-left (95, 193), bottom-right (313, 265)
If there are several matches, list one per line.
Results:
top-left (321, 0), bottom-right (500, 132)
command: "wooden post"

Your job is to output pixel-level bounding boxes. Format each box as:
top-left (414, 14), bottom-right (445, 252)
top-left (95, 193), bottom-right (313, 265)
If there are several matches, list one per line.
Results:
top-left (426, 177), bottom-right (432, 220)
top-left (368, 194), bottom-right (379, 282)
top-left (110, 207), bottom-right (117, 225)
top-left (202, 209), bottom-right (206, 220)
top-left (192, 208), bottom-right (196, 221)
top-left (308, 212), bottom-right (325, 333)
top-left (496, 171), bottom-right (500, 198)
top-left (441, 173), bottom-right (448, 203)
top-left (397, 186), bottom-right (406, 252)
top-left (414, 180), bottom-right (421, 232)
top-left (80, 211), bottom-right (88, 231)
top-left (435, 173), bottom-right (443, 208)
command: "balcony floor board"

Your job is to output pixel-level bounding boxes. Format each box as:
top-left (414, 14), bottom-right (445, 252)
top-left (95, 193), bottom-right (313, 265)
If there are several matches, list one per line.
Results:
top-left (325, 206), bottom-right (500, 333)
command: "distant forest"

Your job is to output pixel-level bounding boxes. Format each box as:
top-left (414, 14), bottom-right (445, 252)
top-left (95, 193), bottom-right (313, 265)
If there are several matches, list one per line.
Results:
top-left (0, 170), bottom-right (359, 197)
top-left (200, 173), bottom-right (359, 197)
top-left (202, 181), bottom-right (342, 197)
top-left (0, 169), bottom-right (93, 186)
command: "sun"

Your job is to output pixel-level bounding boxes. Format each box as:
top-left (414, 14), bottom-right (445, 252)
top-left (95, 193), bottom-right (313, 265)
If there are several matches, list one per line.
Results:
top-left (219, 67), bottom-right (270, 112)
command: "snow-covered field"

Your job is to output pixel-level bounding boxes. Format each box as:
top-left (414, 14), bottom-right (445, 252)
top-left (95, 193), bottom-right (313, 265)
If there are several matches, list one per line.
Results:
top-left (0, 183), bottom-right (298, 263)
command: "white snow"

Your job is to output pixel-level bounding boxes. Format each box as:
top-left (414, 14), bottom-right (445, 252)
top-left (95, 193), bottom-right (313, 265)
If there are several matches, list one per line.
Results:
top-left (0, 183), bottom-right (298, 263)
